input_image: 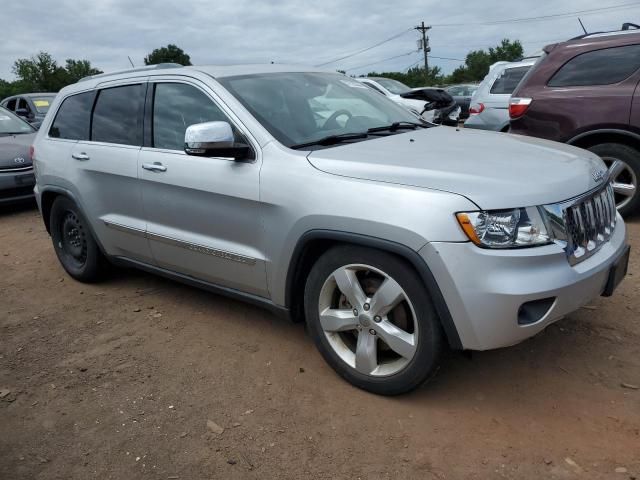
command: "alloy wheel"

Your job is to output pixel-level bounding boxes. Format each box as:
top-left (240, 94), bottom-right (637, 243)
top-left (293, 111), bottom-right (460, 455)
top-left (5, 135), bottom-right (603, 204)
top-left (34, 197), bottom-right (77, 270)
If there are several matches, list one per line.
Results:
top-left (317, 264), bottom-right (418, 377)
top-left (603, 157), bottom-right (638, 211)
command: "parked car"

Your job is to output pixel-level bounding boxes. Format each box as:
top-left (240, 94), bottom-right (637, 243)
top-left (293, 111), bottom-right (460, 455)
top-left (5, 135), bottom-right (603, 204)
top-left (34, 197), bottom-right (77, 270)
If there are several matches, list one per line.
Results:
top-left (445, 84), bottom-right (478, 120)
top-left (356, 77), bottom-right (460, 125)
top-left (464, 58), bottom-right (537, 131)
top-left (510, 27), bottom-right (640, 216)
top-left (0, 93), bottom-right (57, 129)
top-left (0, 106), bottom-right (37, 204)
top-left (33, 64), bottom-right (629, 395)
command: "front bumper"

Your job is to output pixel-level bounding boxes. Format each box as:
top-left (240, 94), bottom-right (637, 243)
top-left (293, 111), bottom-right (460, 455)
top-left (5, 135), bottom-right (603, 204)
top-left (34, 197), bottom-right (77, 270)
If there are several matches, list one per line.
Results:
top-left (0, 168), bottom-right (35, 204)
top-left (420, 215), bottom-right (628, 350)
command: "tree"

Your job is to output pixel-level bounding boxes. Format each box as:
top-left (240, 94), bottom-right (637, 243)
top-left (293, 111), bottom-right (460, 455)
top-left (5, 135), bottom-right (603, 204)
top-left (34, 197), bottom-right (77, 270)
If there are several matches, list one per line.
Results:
top-left (364, 66), bottom-right (444, 88)
top-left (12, 52), bottom-right (68, 92)
top-left (445, 39), bottom-right (523, 84)
top-left (64, 59), bottom-right (102, 83)
top-left (144, 44), bottom-right (192, 66)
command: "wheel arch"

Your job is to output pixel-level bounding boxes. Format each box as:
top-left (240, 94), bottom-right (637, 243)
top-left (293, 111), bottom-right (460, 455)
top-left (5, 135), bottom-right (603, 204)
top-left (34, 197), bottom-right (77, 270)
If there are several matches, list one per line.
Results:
top-left (284, 230), bottom-right (463, 350)
top-left (568, 129), bottom-right (640, 152)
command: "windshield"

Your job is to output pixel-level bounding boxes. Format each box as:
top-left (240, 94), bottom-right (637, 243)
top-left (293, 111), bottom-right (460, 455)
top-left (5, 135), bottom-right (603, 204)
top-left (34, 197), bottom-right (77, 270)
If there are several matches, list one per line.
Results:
top-left (32, 96), bottom-right (55, 114)
top-left (446, 85), bottom-right (477, 96)
top-left (0, 107), bottom-right (34, 135)
top-left (372, 78), bottom-right (412, 95)
top-left (219, 72), bottom-right (424, 148)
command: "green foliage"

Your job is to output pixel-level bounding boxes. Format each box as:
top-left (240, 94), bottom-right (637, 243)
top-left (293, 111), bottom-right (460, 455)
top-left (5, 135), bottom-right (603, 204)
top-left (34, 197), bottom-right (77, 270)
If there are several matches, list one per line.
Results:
top-left (447, 39), bottom-right (524, 83)
top-left (144, 44), bottom-right (192, 66)
top-left (0, 52), bottom-right (103, 100)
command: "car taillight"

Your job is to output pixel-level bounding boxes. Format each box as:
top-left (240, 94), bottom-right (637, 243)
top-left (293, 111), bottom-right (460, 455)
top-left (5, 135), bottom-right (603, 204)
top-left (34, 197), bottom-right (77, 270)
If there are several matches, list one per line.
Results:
top-left (509, 97), bottom-right (532, 119)
top-left (469, 103), bottom-right (484, 115)
top-left (29, 145), bottom-right (35, 162)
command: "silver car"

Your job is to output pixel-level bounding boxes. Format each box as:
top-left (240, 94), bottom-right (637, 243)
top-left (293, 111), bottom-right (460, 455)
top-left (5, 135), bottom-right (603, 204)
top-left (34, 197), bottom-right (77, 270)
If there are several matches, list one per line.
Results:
top-left (32, 64), bottom-right (629, 395)
top-left (464, 58), bottom-right (537, 132)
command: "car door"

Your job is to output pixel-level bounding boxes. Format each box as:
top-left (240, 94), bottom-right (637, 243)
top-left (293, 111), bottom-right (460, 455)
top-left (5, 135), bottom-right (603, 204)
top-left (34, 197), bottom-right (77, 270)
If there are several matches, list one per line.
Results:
top-left (139, 79), bottom-right (267, 297)
top-left (68, 80), bottom-right (153, 264)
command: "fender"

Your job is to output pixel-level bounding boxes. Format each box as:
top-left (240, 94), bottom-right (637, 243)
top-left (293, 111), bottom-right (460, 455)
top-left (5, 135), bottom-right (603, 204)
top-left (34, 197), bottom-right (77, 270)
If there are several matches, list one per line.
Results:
top-left (567, 128), bottom-right (640, 146)
top-left (285, 229), bottom-right (463, 350)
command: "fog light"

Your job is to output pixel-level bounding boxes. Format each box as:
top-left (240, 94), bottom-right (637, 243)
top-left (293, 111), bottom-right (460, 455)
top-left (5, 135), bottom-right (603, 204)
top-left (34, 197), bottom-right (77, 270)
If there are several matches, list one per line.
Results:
top-left (517, 297), bottom-right (556, 325)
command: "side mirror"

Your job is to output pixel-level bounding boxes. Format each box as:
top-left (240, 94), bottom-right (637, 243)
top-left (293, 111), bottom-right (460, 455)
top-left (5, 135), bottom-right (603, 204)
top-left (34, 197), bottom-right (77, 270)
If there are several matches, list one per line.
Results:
top-left (184, 121), bottom-right (252, 161)
top-left (15, 108), bottom-right (29, 117)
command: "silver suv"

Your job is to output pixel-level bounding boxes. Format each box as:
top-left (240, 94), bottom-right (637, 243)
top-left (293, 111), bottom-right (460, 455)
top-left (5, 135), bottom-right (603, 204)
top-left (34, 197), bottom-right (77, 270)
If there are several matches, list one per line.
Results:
top-left (32, 64), bottom-right (630, 395)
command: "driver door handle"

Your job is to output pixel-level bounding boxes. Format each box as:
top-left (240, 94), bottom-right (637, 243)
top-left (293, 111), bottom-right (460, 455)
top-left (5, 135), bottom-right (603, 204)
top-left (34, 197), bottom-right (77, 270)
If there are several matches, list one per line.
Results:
top-left (142, 162), bottom-right (167, 172)
top-left (72, 152), bottom-right (90, 161)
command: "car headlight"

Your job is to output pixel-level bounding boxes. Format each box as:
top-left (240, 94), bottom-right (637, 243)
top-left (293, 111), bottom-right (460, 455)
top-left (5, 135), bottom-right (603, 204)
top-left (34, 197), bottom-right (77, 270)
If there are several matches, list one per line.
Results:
top-left (456, 207), bottom-right (552, 248)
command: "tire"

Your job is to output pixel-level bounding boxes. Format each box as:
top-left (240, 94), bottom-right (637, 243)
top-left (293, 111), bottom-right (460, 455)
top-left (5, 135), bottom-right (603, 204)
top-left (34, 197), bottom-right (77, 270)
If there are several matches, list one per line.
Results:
top-left (588, 143), bottom-right (640, 216)
top-left (50, 196), bottom-right (105, 282)
top-left (304, 245), bottom-right (444, 395)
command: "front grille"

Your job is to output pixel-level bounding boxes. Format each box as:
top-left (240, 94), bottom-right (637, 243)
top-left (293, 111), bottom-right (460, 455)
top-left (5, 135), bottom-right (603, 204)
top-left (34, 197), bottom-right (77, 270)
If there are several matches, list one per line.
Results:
top-left (0, 185), bottom-right (34, 200)
top-left (564, 182), bottom-right (617, 265)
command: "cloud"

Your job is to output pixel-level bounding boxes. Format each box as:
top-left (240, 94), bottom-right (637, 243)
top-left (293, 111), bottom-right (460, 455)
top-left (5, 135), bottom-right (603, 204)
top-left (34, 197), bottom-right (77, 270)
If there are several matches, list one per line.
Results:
top-left (2, 0), bottom-right (638, 80)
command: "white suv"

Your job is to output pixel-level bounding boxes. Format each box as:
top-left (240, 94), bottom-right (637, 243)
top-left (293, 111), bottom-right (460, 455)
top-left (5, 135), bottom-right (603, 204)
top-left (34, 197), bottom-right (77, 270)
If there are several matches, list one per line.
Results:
top-left (32, 64), bottom-right (629, 395)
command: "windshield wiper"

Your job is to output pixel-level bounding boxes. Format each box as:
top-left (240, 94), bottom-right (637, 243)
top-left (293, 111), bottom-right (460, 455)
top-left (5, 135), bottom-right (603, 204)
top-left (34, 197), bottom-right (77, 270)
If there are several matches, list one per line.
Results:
top-left (290, 132), bottom-right (369, 150)
top-left (367, 121), bottom-right (428, 133)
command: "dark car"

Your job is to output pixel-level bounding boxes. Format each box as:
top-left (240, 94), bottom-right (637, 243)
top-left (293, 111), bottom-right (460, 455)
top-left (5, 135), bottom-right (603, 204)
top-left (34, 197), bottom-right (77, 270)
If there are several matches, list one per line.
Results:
top-left (445, 84), bottom-right (477, 120)
top-left (0, 106), bottom-right (37, 204)
top-left (509, 25), bottom-right (640, 215)
top-left (0, 93), bottom-right (56, 129)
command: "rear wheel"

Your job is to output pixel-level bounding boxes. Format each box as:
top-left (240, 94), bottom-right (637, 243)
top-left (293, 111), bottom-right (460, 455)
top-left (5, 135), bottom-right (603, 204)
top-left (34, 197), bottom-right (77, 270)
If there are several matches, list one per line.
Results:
top-left (50, 196), bottom-right (105, 282)
top-left (589, 143), bottom-right (640, 216)
top-left (304, 246), bottom-right (444, 395)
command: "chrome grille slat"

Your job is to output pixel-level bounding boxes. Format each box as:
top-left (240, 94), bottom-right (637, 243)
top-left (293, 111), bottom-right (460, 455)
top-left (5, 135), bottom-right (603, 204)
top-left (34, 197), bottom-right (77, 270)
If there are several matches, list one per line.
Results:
top-left (563, 182), bottom-right (617, 265)
top-left (0, 165), bottom-right (33, 173)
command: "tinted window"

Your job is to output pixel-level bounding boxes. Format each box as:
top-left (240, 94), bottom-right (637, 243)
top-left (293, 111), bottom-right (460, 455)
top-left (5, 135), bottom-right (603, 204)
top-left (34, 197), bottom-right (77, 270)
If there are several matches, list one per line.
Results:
top-left (92, 84), bottom-right (143, 146)
top-left (6, 99), bottom-right (16, 111)
top-left (490, 66), bottom-right (531, 94)
top-left (548, 44), bottom-right (640, 87)
top-left (153, 83), bottom-right (230, 150)
top-left (17, 98), bottom-right (30, 112)
top-left (49, 91), bottom-right (95, 140)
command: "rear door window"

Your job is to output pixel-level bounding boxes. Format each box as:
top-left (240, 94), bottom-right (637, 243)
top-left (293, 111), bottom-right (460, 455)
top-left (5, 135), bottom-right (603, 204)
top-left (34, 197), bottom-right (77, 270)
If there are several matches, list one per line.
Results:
top-left (91, 84), bottom-right (144, 146)
top-left (548, 44), bottom-right (640, 87)
top-left (490, 66), bottom-right (531, 94)
top-left (6, 99), bottom-right (17, 111)
top-left (49, 91), bottom-right (96, 140)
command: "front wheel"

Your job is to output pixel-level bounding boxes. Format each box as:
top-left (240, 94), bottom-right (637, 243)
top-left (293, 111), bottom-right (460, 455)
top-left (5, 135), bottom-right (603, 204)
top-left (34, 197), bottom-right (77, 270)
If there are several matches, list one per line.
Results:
top-left (589, 143), bottom-right (640, 216)
top-left (304, 246), bottom-right (444, 395)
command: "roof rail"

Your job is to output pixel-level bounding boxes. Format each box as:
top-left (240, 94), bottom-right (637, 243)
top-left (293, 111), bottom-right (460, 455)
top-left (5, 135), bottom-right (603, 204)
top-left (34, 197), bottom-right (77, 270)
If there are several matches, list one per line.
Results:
top-left (78, 63), bottom-right (184, 82)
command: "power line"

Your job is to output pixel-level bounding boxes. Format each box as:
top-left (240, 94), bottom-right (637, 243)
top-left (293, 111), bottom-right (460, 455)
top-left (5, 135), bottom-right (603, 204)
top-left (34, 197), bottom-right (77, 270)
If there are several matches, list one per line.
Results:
top-left (315, 28), bottom-right (413, 67)
top-left (429, 55), bottom-right (465, 62)
top-left (431, 2), bottom-right (640, 27)
top-left (344, 50), bottom-right (419, 71)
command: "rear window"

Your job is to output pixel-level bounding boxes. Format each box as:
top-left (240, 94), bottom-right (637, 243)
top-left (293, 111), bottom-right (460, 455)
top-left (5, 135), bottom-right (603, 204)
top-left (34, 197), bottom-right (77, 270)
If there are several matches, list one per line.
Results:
top-left (548, 44), bottom-right (640, 87)
top-left (49, 92), bottom-right (95, 140)
top-left (32, 97), bottom-right (55, 114)
top-left (489, 66), bottom-right (531, 94)
top-left (91, 84), bottom-right (143, 146)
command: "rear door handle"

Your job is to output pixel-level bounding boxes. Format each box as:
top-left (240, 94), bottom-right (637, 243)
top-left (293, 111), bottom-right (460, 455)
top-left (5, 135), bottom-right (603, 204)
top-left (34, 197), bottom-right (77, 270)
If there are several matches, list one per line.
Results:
top-left (72, 152), bottom-right (90, 161)
top-left (142, 162), bottom-right (167, 172)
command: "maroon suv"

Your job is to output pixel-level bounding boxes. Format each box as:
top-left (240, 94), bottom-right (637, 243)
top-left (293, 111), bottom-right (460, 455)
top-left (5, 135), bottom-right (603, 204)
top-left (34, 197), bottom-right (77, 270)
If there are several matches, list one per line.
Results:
top-left (509, 26), bottom-right (640, 216)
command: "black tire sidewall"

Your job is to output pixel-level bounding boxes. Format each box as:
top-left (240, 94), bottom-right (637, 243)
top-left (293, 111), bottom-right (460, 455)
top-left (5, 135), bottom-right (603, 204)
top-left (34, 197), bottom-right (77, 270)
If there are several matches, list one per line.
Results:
top-left (589, 143), bottom-right (640, 216)
top-left (50, 196), bottom-right (103, 282)
top-left (304, 245), bottom-right (444, 395)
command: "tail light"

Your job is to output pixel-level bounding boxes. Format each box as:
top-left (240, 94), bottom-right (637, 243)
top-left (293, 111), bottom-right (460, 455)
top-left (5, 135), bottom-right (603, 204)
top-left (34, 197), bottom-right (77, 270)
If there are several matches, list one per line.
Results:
top-left (509, 98), bottom-right (532, 119)
top-left (29, 145), bottom-right (35, 162)
top-left (469, 103), bottom-right (484, 115)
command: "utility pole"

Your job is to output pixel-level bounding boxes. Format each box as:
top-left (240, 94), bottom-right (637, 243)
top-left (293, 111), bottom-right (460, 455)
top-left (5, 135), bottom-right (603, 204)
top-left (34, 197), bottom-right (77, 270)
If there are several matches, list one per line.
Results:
top-left (415, 22), bottom-right (431, 83)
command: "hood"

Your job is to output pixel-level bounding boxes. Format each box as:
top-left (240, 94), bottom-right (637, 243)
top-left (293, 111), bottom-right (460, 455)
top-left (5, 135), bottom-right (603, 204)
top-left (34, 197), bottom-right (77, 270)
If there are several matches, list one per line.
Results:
top-left (306, 127), bottom-right (606, 210)
top-left (0, 133), bottom-right (35, 169)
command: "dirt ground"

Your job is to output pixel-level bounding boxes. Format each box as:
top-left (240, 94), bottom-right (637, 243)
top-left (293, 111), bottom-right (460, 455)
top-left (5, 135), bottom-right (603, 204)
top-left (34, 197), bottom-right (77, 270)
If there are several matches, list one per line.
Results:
top-left (0, 202), bottom-right (639, 480)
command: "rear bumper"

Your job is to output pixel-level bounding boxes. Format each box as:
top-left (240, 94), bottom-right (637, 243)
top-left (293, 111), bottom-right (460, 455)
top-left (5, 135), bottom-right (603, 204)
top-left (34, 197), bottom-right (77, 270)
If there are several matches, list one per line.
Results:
top-left (419, 215), bottom-right (628, 350)
top-left (0, 168), bottom-right (35, 204)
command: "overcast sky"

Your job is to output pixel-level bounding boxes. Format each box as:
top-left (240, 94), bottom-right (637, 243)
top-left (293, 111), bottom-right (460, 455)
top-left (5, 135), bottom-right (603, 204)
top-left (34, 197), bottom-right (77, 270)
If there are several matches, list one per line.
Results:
top-left (2, 0), bottom-right (639, 80)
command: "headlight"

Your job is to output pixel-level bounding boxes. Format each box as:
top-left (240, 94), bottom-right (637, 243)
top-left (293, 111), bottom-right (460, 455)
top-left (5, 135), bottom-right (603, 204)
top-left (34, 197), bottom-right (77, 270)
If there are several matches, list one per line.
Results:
top-left (456, 207), bottom-right (552, 248)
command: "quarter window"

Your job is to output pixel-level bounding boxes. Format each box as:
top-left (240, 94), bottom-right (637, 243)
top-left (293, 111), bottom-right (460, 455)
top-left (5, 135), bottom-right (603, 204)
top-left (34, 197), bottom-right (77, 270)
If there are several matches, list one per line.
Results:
top-left (548, 44), bottom-right (640, 87)
top-left (92, 85), bottom-right (143, 146)
top-left (490, 66), bottom-right (531, 94)
top-left (49, 91), bottom-right (95, 140)
top-left (152, 83), bottom-right (231, 150)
